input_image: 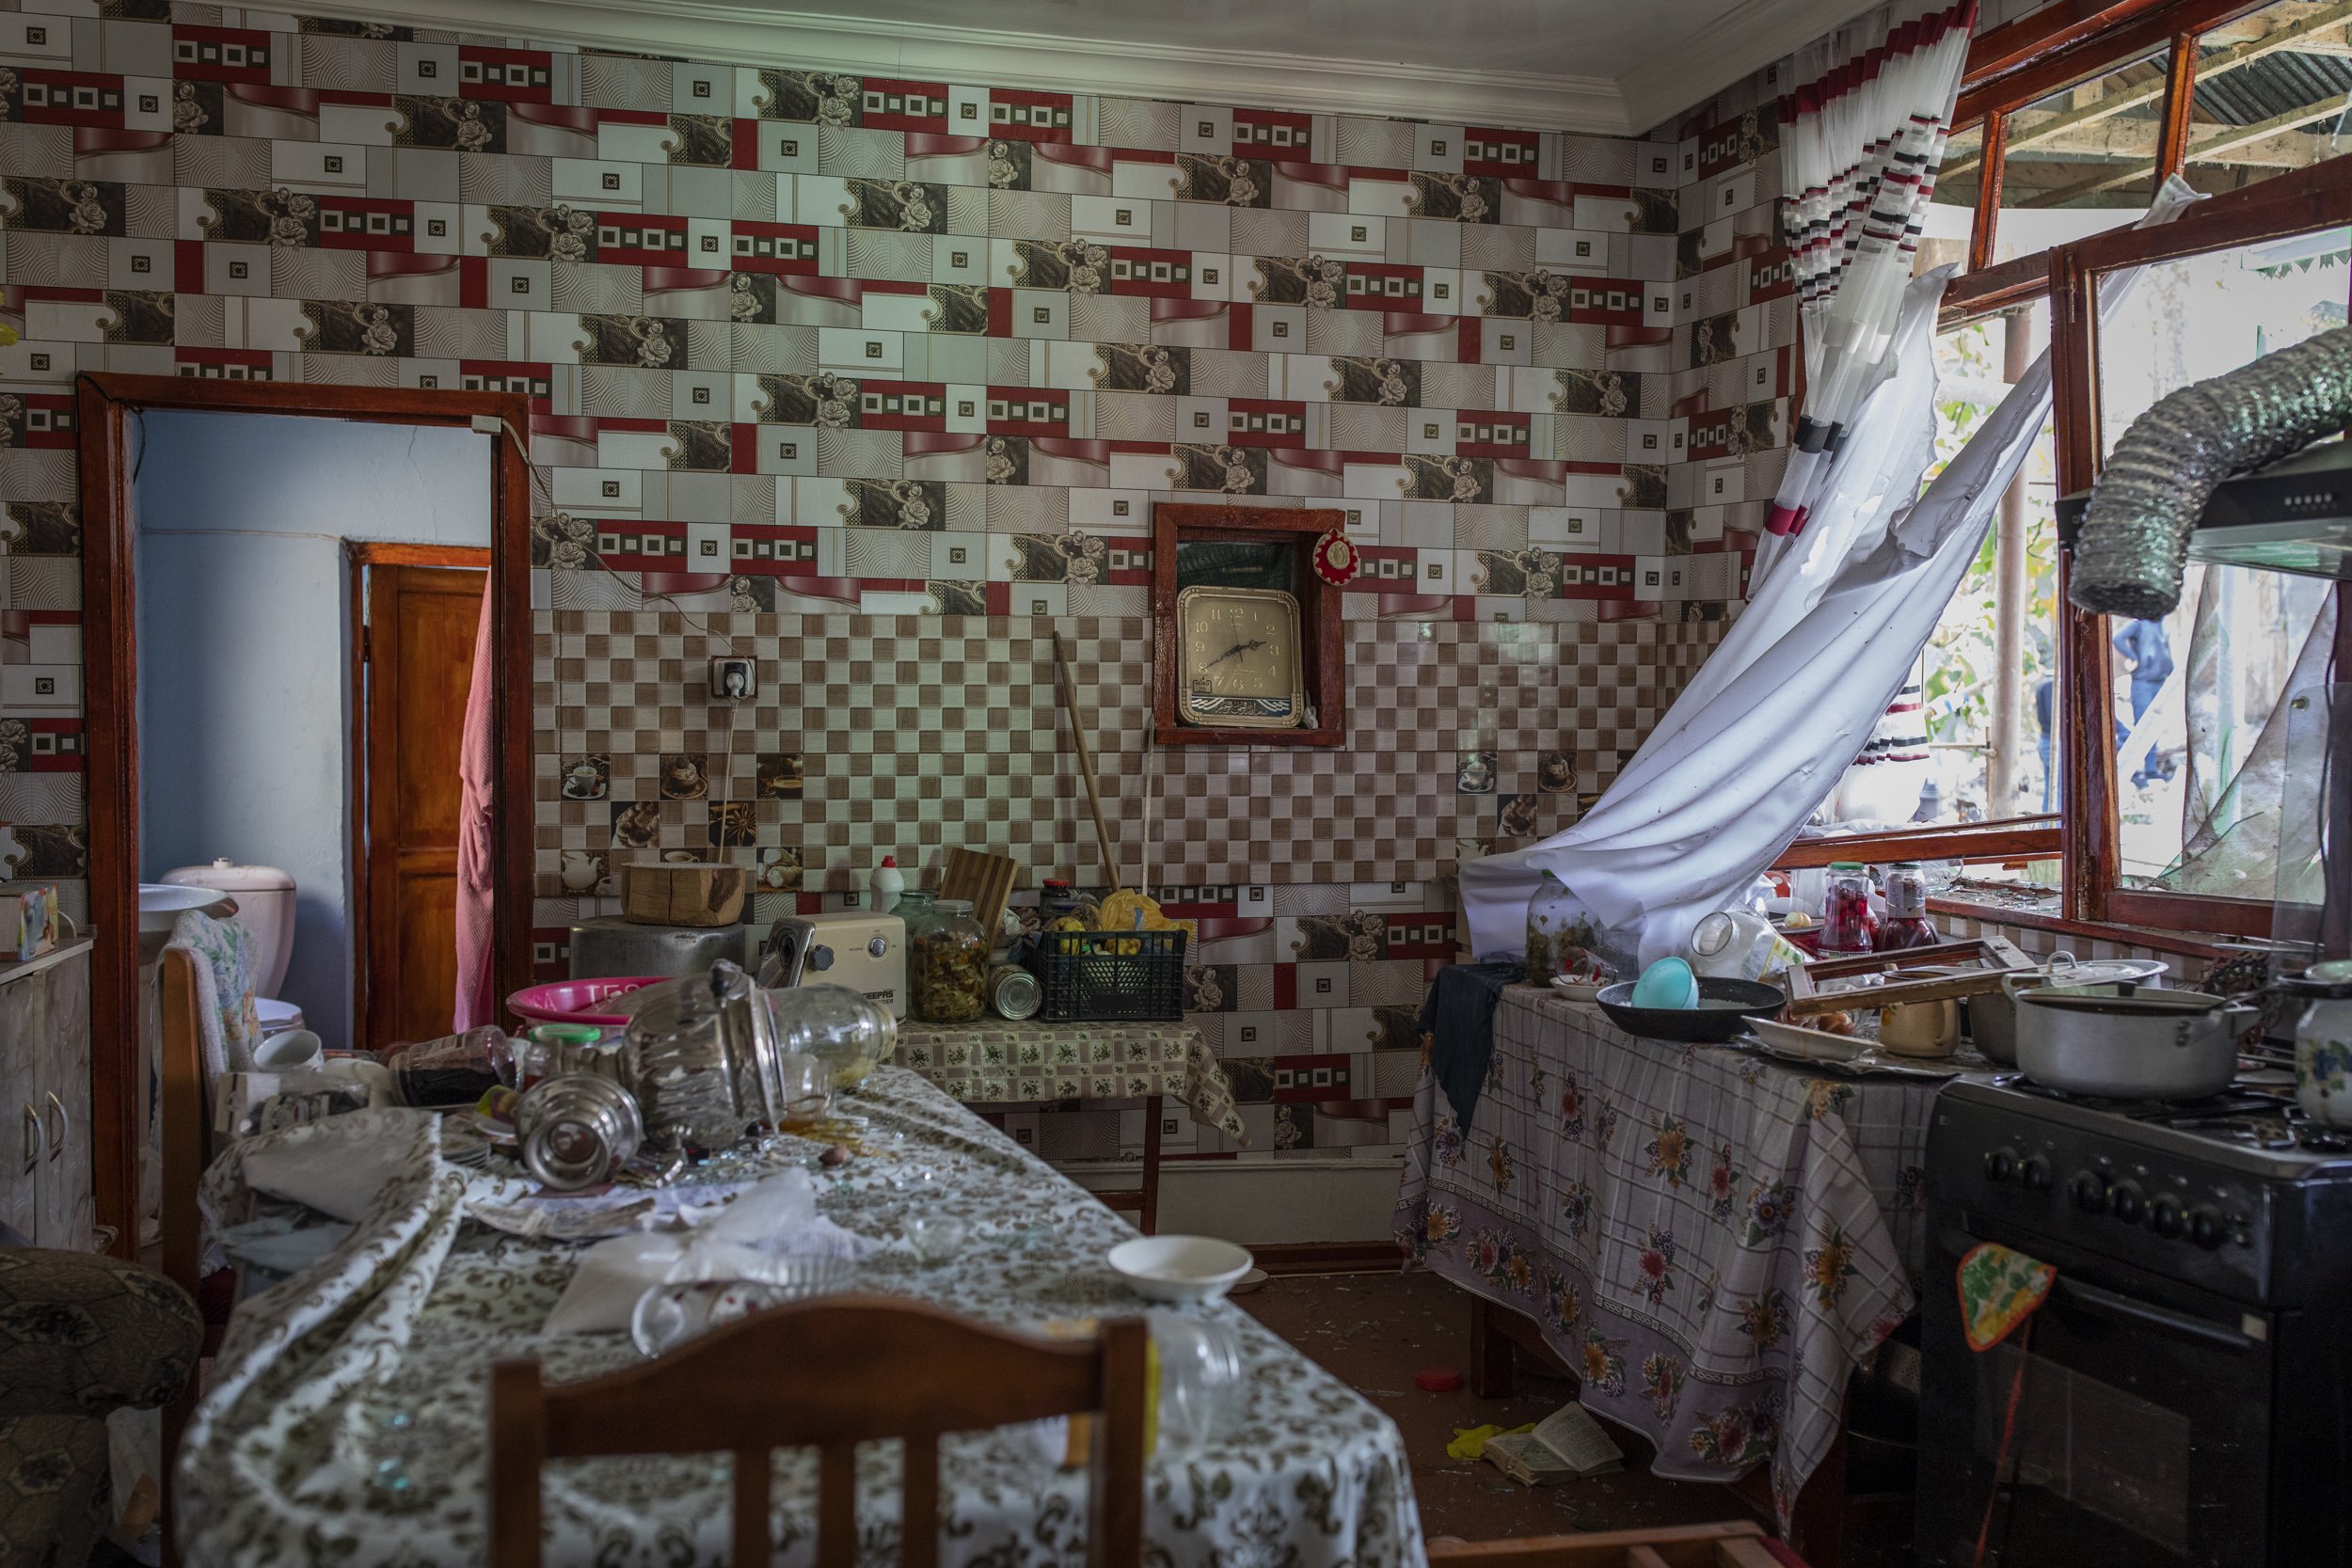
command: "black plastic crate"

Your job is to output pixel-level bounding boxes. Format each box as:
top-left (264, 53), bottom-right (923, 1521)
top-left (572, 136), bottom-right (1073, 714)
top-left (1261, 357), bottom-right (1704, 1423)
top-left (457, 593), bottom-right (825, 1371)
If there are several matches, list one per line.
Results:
top-left (1025, 928), bottom-right (1189, 1022)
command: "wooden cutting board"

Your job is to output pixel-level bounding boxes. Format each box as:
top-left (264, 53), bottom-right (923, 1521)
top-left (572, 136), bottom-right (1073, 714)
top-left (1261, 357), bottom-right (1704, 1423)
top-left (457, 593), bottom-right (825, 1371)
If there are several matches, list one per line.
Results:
top-left (621, 861), bottom-right (746, 927)
top-left (940, 847), bottom-right (1019, 942)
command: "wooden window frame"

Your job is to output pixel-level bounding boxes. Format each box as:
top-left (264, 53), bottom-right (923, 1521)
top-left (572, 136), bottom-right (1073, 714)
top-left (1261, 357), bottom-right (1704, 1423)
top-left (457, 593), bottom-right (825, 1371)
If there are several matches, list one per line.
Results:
top-left (2047, 153), bottom-right (2352, 937)
top-left (1804, 0), bottom-right (2352, 935)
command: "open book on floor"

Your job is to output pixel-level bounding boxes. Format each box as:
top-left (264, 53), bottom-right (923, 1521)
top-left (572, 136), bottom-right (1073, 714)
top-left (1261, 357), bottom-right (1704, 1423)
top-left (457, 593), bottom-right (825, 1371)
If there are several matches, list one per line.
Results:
top-left (1483, 1402), bottom-right (1624, 1485)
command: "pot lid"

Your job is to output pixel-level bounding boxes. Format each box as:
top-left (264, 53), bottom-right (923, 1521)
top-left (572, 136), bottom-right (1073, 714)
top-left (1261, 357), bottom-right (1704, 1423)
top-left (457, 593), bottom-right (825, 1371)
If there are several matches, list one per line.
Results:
top-left (162, 859), bottom-right (294, 893)
top-left (2027, 956), bottom-right (2169, 988)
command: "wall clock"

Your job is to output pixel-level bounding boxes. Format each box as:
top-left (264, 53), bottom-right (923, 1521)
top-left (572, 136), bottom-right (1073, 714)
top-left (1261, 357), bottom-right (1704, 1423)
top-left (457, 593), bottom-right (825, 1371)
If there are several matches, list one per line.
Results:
top-left (1176, 585), bottom-right (1307, 728)
top-left (1152, 502), bottom-right (1345, 747)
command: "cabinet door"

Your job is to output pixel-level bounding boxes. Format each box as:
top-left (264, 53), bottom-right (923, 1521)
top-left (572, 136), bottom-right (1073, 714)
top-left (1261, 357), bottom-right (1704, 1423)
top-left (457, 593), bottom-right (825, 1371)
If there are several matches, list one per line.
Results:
top-left (0, 975), bottom-right (43, 1243)
top-left (39, 954), bottom-right (92, 1250)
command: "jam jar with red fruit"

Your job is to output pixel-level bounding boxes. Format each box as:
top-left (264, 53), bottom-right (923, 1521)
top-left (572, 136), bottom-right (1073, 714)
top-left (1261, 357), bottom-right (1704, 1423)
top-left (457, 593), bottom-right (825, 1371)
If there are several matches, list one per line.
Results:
top-left (1877, 861), bottom-right (1939, 951)
top-left (1820, 862), bottom-right (1878, 957)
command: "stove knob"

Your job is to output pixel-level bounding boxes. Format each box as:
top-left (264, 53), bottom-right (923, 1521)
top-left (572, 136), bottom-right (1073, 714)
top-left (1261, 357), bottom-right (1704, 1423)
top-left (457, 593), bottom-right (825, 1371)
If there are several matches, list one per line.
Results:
top-left (2070, 1171), bottom-right (2108, 1212)
top-left (2019, 1156), bottom-right (2052, 1193)
top-left (2111, 1180), bottom-right (2146, 1224)
top-left (2188, 1207), bottom-right (2225, 1249)
top-left (1984, 1148), bottom-right (2017, 1182)
top-left (2149, 1196), bottom-right (2184, 1238)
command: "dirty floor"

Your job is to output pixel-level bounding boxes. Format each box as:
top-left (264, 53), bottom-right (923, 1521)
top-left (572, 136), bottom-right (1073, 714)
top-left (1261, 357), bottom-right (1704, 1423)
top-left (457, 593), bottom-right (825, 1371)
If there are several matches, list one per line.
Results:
top-left (1237, 1271), bottom-right (1915, 1562)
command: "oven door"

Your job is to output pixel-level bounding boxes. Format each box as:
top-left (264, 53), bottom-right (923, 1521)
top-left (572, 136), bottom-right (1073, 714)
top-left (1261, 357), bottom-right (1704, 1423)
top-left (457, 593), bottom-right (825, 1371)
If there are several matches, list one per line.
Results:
top-left (1917, 1223), bottom-right (2273, 1567)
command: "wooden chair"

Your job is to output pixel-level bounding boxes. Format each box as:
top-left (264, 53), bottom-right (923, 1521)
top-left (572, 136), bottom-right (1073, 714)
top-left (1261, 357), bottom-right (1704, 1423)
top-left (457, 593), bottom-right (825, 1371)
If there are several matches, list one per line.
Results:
top-left (156, 946), bottom-right (218, 1568)
top-left (488, 1294), bottom-right (1150, 1568)
top-left (1429, 1521), bottom-right (1793, 1568)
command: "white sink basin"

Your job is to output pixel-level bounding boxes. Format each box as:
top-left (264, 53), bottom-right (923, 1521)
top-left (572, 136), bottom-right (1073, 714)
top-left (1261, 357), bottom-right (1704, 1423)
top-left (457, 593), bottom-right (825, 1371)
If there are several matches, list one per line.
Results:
top-left (139, 882), bottom-right (233, 935)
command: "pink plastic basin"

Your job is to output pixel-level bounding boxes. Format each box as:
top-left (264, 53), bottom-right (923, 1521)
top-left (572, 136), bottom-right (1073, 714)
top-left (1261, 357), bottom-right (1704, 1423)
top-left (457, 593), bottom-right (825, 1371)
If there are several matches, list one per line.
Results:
top-left (506, 975), bottom-right (664, 1027)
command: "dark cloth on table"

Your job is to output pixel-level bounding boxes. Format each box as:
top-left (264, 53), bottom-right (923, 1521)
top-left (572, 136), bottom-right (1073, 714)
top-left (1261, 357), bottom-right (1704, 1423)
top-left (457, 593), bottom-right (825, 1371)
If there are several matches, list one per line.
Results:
top-left (1421, 961), bottom-right (1524, 1131)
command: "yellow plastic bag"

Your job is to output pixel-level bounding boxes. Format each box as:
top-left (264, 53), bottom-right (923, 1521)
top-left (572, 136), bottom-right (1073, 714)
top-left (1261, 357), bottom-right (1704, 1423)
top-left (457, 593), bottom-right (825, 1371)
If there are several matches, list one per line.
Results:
top-left (1446, 1421), bottom-right (1534, 1462)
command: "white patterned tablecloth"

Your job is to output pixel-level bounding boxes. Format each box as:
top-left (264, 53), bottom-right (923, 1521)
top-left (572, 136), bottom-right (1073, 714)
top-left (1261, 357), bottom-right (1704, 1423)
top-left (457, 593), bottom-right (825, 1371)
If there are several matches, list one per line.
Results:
top-left (898, 1020), bottom-right (1248, 1144)
top-left (1394, 988), bottom-right (1944, 1528)
top-left (181, 1068), bottom-right (1408, 1567)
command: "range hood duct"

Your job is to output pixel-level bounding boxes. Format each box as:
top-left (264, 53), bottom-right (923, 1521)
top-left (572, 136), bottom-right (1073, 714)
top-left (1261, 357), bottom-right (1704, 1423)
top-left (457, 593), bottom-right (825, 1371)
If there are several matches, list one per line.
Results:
top-left (2068, 325), bottom-right (2352, 617)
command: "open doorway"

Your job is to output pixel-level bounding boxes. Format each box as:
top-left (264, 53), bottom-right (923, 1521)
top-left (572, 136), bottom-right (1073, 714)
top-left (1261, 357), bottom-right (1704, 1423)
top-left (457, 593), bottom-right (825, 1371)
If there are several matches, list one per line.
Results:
top-left (77, 374), bottom-right (533, 1256)
top-left (132, 414), bottom-right (489, 1055)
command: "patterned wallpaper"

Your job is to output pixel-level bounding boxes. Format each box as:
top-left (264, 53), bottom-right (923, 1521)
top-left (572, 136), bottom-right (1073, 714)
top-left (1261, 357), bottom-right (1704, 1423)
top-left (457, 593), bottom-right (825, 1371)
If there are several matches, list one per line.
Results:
top-left (0, 3), bottom-right (1807, 1173)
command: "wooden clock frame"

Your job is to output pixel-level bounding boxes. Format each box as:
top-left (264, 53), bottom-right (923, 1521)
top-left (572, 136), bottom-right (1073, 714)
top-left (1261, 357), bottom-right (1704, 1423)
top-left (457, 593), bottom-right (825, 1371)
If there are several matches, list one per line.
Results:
top-left (1152, 502), bottom-right (1346, 747)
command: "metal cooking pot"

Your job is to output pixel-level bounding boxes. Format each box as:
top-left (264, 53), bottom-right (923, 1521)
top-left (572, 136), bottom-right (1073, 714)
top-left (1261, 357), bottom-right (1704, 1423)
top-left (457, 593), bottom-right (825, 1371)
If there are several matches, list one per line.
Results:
top-left (570, 914), bottom-right (748, 979)
top-left (2013, 984), bottom-right (2257, 1099)
top-left (1969, 952), bottom-right (2170, 1065)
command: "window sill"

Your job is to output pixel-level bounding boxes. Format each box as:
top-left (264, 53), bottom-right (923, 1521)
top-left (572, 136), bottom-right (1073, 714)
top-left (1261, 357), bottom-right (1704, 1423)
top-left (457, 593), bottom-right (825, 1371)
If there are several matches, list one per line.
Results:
top-left (1928, 895), bottom-right (2233, 963)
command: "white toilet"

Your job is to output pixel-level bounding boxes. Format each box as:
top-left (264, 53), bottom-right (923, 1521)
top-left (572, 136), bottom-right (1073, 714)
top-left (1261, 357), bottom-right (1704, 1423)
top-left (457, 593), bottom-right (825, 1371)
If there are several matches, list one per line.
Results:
top-left (160, 859), bottom-right (307, 1038)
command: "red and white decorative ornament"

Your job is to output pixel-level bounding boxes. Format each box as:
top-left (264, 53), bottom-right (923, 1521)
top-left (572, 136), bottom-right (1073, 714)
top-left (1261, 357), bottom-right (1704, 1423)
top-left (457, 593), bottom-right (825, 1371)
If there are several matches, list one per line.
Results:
top-left (1312, 529), bottom-right (1360, 586)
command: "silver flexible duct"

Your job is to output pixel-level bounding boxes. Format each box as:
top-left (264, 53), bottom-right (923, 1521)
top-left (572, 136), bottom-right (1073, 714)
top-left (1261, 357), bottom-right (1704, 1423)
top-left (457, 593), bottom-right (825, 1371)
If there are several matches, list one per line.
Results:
top-left (2072, 325), bottom-right (2352, 619)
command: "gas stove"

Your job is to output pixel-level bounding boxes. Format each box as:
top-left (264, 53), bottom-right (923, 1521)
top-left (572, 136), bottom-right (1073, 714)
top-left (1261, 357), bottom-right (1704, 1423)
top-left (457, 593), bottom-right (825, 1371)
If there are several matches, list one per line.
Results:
top-left (1918, 1075), bottom-right (2352, 1566)
top-left (1931, 1075), bottom-right (2352, 1307)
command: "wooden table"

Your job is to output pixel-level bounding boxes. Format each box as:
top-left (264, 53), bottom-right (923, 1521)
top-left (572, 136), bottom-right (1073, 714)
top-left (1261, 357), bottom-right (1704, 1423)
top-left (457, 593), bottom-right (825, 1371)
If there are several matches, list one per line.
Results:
top-left (894, 1017), bottom-right (1247, 1235)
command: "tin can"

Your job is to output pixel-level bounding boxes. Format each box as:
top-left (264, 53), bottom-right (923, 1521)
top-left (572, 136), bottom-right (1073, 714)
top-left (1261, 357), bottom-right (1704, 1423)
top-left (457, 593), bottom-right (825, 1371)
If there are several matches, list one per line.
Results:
top-left (989, 963), bottom-right (1042, 1021)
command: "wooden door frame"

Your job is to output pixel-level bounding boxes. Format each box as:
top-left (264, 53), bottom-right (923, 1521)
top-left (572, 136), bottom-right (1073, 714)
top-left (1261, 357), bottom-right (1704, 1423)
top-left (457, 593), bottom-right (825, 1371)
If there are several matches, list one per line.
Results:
top-left (347, 543), bottom-right (490, 1053)
top-left (76, 374), bottom-right (533, 1259)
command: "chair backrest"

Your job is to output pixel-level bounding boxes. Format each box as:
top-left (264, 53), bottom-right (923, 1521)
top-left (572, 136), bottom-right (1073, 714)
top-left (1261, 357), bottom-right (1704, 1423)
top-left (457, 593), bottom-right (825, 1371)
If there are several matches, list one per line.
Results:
top-left (488, 1293), bottom-right (1150, 1568)
top-left (157, 947), bottom-right (209, 1306)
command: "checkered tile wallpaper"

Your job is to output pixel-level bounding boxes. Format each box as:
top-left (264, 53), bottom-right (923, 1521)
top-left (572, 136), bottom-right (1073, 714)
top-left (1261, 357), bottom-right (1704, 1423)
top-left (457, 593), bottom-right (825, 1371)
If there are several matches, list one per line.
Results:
top-left (0, 1), bottom-right (1825, 1182)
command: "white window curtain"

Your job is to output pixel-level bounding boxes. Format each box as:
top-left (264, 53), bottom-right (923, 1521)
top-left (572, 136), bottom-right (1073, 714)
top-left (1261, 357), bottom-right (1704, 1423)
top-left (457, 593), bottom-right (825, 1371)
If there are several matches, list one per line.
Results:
top-left (1460, 182), bottom-right (2201, 968)
top-left (1758, 0), bottom-right (1978, 588)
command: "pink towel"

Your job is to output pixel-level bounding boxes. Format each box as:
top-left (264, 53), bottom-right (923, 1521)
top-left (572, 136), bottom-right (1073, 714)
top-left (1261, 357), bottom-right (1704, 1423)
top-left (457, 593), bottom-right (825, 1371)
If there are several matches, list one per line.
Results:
top-left (453, 591), bottom-right (497, 1031)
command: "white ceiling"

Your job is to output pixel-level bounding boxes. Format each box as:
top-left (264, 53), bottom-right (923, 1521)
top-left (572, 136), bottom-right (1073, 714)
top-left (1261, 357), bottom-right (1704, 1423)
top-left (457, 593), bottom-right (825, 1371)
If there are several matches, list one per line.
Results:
top-left (299, 0), bottom-right (1883, 135)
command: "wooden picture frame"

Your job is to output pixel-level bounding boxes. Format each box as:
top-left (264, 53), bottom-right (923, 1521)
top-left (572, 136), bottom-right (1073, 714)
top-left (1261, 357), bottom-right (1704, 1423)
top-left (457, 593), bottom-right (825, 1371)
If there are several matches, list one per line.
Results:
top-left (1151, 503), bottom-right (1345, 747)
top-left (1783, 935), bottom-right (2035, 1019)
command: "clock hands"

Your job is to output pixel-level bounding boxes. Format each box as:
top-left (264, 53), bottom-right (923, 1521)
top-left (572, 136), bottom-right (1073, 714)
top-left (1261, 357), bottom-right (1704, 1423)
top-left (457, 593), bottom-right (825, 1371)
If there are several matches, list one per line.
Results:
top-left (1204, 636), bottom-right (1269, 670)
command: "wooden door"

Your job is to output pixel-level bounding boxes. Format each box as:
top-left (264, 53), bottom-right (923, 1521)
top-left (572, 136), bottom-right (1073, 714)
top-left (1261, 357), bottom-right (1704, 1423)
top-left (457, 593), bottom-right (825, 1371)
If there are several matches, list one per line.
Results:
top-left (358, 558), bottom-right (485, 1052)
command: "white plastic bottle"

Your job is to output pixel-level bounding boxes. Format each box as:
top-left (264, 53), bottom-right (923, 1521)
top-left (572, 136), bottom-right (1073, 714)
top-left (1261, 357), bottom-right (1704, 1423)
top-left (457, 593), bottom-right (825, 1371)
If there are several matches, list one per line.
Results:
top-left (1688, 909), bottom-right (1806, 984)
top-left (870, 855), bottom-right (904, 914)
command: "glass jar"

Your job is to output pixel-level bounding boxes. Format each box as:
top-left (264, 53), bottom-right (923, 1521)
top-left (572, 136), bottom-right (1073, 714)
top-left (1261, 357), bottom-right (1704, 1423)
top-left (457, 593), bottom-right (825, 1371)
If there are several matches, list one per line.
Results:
top-left (1820, 862), bottom-right (1878, 956)
top-left (908, 897), bottom-right (989, 1022)
top-left (1524, 870), bottom-right (1601, 987)
top-left (1878, 862), bottom-right (1939, 951)
top-left (756, 982), bottom-right (898, 1091)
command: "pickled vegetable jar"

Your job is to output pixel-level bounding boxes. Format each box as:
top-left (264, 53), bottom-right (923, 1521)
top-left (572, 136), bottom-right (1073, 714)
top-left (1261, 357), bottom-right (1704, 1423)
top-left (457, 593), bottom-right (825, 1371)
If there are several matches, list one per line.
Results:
top-left (908, 897), bottom-right (989, 1022)
top-left (1525, 870), bottom-right (1602, 987)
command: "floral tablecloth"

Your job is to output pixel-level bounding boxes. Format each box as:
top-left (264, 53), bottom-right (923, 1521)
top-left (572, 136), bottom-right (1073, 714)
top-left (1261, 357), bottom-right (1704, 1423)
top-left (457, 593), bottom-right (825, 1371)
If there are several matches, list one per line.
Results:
top-left (181, 1069), bottom-right (1410, 1567)
top-left (1394, 989), bottom-right (1946, 1528)
top-left (898, 1020), bottom-right (1248, 1144)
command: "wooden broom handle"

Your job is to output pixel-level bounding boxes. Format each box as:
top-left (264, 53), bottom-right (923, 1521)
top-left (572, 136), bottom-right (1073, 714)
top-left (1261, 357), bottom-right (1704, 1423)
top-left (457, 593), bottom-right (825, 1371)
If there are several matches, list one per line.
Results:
top-left (1052, 632), bottom-right (1122, 889)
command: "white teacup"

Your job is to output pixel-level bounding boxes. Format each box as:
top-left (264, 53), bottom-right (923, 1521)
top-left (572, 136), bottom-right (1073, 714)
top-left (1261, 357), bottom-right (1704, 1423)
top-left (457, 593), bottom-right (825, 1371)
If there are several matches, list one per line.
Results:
top-left (253, 1028), bottom-right (324, 1072)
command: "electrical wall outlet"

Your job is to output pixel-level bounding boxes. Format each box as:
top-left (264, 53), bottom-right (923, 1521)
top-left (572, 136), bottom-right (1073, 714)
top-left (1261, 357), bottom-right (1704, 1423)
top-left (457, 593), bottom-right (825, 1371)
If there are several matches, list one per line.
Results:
top-left (708, 656), bottom-right (755, 702)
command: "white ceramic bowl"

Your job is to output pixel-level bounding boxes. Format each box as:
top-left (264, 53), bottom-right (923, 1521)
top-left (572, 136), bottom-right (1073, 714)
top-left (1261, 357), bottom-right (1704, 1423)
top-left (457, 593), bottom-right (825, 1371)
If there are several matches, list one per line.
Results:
top-left (1108, 1235), bottom-right (1255, 1303)
top-left (1747, 1016), bottom-right (1869, 1063)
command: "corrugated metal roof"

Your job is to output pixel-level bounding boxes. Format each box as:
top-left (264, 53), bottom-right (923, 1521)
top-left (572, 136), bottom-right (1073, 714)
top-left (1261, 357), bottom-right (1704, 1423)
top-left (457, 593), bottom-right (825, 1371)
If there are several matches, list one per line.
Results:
top-left (2193, 48), bottom-right (2352, 129)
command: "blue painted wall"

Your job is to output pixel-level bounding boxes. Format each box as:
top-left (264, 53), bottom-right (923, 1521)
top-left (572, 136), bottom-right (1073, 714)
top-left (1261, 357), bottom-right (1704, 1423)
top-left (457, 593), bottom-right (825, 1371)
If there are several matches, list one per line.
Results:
top-left (135, 412), bottom-right (492, 1048)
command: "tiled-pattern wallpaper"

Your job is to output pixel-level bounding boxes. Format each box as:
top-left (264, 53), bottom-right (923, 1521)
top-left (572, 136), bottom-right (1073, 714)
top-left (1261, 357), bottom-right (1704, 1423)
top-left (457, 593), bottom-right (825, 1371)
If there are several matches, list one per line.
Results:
top-left (0, 3), bottom-right (1816, 1179)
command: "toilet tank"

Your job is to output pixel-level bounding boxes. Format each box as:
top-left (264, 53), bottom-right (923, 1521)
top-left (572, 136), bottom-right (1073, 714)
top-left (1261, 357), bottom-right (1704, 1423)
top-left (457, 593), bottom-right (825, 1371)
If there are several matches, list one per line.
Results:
top-left (162, 859), bottom-right (296, 999)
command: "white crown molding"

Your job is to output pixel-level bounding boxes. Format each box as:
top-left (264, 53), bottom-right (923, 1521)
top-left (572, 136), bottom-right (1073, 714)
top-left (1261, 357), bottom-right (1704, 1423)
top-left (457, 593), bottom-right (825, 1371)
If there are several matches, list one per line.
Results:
top-left (1616, 0), bottom-right (1881, 132)
top-left (283, 0), bottom-right (1640, 135)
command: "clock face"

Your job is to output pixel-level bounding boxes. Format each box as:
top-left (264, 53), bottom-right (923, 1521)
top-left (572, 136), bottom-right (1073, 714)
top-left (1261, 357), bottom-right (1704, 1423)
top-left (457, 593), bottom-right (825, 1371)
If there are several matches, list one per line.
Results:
top-left (1177, 586), bottom-right (1305, 728)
